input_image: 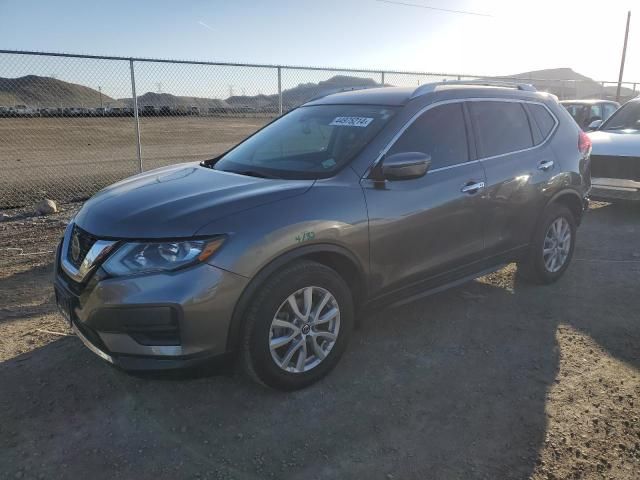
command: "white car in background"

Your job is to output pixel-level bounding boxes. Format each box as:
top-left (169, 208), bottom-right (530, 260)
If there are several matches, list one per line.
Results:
top-left (10, 104), bottom-right (36, 117)
top-left (588, 97), bottom-right (640, 202)
top-left (560, 99), bottom-right (619, 131)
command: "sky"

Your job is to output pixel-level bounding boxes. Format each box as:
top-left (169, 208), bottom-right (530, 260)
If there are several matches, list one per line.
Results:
top-left (0, 0), bottom-right (637, 99)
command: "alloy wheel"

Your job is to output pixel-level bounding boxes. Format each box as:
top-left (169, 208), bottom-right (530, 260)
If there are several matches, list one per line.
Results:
top-left (269, 286), bottom-right (340, 373)
top-left (543, 216), bottom-right (572, 273)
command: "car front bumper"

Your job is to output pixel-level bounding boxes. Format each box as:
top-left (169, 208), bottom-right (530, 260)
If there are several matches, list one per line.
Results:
top-left (590, 177), bottom-right (640, 202)
top-left (54, 242), bottom-right (249, 370)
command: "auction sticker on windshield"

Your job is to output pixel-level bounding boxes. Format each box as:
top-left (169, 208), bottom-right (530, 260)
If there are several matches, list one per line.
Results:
top-left (329, 116), bottom-right (374, 128)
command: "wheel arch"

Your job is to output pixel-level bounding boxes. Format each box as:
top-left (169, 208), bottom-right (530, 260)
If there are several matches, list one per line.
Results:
top-left (224, 243), bottom-right (367, 352)
top-left (546, 189), bottom-right (585, 225)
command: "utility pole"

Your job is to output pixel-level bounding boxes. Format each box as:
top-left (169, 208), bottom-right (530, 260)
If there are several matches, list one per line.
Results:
top-left (616, 11), bottom-right (631, 103)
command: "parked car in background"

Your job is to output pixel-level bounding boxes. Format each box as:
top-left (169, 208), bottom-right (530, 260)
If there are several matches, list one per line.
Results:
top-left (54, 81), bottom-right (590, 390)
top-left (0, 106), bottom-right (8, 117)
top-left (561, 99), bottom-right (619, 131)
top-left (588, 97), bottom-right (640, 202)
top-left (10, 104), bottom-right (36, 117)
top-left (40, 107), bottom-right (63, 117)
top-left (175, 105), bottom-right (189, 116)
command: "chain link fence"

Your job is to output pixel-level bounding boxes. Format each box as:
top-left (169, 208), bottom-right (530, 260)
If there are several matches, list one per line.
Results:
top-left (1, 49), bottom-right (638, 208)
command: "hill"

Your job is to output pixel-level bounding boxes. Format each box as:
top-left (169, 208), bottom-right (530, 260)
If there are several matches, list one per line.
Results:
top-left (0, 75), bottom-right (114, 108)
top-left (0, 69), bottom-right (635, 111)
top-left (118, 92), bottom-right (229, 110)
top-left (501, 67), bottom-right (635, 100)
top-left (119, 75), bottom-right (381, 112)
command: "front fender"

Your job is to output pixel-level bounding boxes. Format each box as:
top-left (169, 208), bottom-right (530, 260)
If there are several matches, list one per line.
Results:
top-left (196, 180), bottom-right (370, 280)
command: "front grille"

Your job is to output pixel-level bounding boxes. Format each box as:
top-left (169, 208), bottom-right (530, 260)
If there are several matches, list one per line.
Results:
top-left (67, 225), bottom-right (97, 269)
top-left (590, 155), bottom-right (640, 181)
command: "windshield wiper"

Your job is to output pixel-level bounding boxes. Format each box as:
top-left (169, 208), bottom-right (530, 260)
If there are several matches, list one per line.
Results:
top-left (230, 169), bottom-right (280, 179)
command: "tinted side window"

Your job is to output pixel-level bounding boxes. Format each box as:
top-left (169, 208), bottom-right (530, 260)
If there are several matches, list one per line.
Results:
top-left (470, 101), bottom-right (533, 157)
top-left (387, 103), bottom-right (468, 169)
top-left (529, 103), bottom-right (556, 140)
top-left (603, 103), bottom-right (617, 120)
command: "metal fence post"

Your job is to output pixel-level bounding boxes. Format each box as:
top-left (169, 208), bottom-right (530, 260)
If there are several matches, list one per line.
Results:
top-left (277, 67), bottom-right (283, 116)
top-left (129, 58), bottom-right (143, 172)
top-left (381, 71), bottom-right (385, 86)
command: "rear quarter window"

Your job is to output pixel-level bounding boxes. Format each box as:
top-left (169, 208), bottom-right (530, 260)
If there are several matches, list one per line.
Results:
top-left (528, 103), bottom-right (556, 141)
top-left (469, 101), bottom-right (534, 158)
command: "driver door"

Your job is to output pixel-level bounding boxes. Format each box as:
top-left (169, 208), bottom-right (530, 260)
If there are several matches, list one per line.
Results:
top-left (362, 102), bottom-right (487, 297)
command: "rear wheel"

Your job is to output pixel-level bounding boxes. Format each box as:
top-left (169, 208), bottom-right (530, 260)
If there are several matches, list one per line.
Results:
top-left (517, 204), bottom-right (577, 284)
top-left (241, 260), bottom-right (354, 390)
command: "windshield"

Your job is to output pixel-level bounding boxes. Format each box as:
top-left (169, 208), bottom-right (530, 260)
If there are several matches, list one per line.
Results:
top-left (212, 104), bottom-right (397, 179)
top-left (601, 101), bottom-right (640, 131)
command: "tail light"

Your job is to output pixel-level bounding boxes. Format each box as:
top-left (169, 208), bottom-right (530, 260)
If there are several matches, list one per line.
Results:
top-left (578, 130), bottom-right (592, 155)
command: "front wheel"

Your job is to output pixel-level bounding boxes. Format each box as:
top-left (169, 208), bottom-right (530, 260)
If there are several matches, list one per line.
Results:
top-left (241, 260), bottom-right (354, 390)
top-left (517, 204), bottom-right (577, 284)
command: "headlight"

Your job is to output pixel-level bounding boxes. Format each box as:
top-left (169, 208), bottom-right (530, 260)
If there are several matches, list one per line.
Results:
top-left (102, 237), bottom-right (225, 277)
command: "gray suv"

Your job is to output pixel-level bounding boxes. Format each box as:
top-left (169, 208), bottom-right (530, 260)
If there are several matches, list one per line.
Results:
top-left (54, 81), bottom-right (591, 390)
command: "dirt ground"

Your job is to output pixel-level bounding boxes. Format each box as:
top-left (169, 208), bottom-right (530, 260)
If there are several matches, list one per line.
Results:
top-left (0, 116), bottom-right (270, 207)
top-left (0, 200), bottom-right (639, 479)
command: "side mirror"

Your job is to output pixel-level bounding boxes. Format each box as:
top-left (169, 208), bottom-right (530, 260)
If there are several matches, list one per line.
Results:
top-left (587, 119), bottom-right (603, 131)
top-left (379, 152), bottom-right (431, 181)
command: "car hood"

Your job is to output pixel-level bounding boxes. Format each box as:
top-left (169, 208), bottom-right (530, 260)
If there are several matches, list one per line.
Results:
top-left (74, 163), bottom-right (314, 238)
top-left (588, 130), bottom-right (640, 156)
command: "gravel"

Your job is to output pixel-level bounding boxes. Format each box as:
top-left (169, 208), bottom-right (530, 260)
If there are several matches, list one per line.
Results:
top-left (1, 200), bottom-right (639, 479)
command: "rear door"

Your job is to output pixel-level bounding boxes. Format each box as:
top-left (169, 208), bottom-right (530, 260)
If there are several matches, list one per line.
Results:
top-left (469, 100), bottom-right (558, 257)
top-left (363, 101), bottom-right (487, 296)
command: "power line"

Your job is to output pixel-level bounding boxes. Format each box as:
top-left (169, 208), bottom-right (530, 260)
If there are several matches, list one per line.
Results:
top-left (375, 0), bottom-right (492, 18)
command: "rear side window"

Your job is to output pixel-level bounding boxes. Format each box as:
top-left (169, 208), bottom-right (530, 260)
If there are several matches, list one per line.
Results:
top-left (469, 101), bottom-right (533, 158)
top-left (528, 103), bottom-right (556, 140)
top-left (387, 103), bottom-right (468, 169)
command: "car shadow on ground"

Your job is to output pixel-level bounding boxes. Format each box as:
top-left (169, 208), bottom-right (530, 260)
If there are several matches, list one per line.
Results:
top-left (0, 202), bottom-right (638, 479)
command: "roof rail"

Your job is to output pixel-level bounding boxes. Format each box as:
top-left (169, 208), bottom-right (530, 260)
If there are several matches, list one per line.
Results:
top-left (410, 80), bottom-right (537, 99)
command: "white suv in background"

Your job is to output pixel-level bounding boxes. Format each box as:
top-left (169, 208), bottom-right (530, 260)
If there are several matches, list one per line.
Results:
top-left (588, 97), bottom-right (640, 202)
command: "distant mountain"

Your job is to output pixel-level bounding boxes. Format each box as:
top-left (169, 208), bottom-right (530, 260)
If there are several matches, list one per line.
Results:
top-left (0, 75), bottom-right (114, 108)
top-left (119, 92), bottom-right (229, 110)
top-left (508, 67), bottom-right (594, 82)
top-left (499, 68), bottom-right (635, 100)
top-left (119, 75), bottom-right (381, 112)
top-left (281, 75), bottom-right (380, 107)
top-left (0, 69), bottom-right (634, 110)
top-left (225, 75), bottom-right (381, 110)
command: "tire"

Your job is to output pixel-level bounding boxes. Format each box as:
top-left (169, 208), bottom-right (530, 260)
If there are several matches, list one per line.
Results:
top-left (241, 260), bottom-right (354, 391)
top-left (517, 204), bottom-right (577, 284)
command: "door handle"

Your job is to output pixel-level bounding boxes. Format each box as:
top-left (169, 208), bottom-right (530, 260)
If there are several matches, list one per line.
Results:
top-left (461, 181), bottom-right (485, 194)
top-left (538, 160), bottom-right (554, 171)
